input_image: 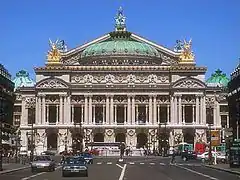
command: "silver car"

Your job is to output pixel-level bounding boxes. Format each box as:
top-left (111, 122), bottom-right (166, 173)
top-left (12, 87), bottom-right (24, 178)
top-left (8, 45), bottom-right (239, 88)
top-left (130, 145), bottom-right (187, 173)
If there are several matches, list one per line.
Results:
top-left (31, 155), bottom-right (56, 172)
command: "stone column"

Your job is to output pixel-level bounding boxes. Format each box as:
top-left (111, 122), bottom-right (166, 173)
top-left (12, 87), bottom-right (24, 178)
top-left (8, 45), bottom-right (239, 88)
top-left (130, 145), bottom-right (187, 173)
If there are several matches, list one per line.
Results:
top-left (135, 104), bottom-right (139, 124)
top-left (67, 96), bottom-right (71, 124)
top-left (178, 96), bottom-right (182, 124)
top-left (167, 105), bottom-right (170, 124)
top-left (127, 95), bottom-right (131, 124)
top-left (106, 96), bottom-right (110, 124)
top-left (110, 95), bottom-right (114, 124)
top-left (59, 95), bottom-right (63, 124)
top-left (174, 96), bottom-right (178, 124)
top-left (42, 95), bottom-right (46, 124)
top-left (102, 105), bottom-right (105, 124)
top-left (196, 96), bottom-right (200, 124)
top-left (124, 105), bottom-right (127, 124)
top-left (182, 105), bottom-right (185, 124)
top-left (192, 105), bottom-right (195, 123)
top-left (149, 96), bottom-right (153, 124)
top-left (200, 96), bottom-right (203, 124)
top-left (170, 96), bottom-right (174, 124)
top-left (63, 96), bottom-right (67, 124)
top-left (46, 105), bottom-right (49, 124)
top-left (131, 95), bottom-right (135, 124)
top-left (71, 105), bottom-right (74, 123)
top-left (35, 96), bottom-right (39, 125)
top-left (56, 105), bottom-right (59, 123)
top-left (157, 105), bottom-right (160, 123)
top-left (89, 96), bottom-right (92, 124)
top-left (93, 105), bottom-right (96, 124)
top-left (202, 96), bottom-right (207, 125)
top-left (81, 105), bottom-right (84, 123)
top-left (21, 97), bottom-right (27, 126)
top-left (153, 95), bottom-right (157, 125)
top-left (38, 96), bottom-right (42, 124)
top-left (114, 105), bottom-right (117, 124)
top-left (84, 95), bottom-right (88, 124)
top-left (145, 105), bottom-right (148, 124)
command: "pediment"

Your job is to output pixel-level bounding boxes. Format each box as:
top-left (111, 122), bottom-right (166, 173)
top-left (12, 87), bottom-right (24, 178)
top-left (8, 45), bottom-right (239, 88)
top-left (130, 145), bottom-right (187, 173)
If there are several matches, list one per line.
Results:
top-left (172, 77), bottom-right (206, 89)
top-left (60, 32), bottom-right (180, 66)
top-left (35, 78), bottom-right (69, 89)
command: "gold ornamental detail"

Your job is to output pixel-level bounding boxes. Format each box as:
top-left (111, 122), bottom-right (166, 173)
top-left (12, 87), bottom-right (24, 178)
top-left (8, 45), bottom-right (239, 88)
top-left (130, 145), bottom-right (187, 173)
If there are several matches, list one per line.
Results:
top-left (175, 39), bottom-right (195, 65)
top-left (46, 39), bottom-right (64, 65)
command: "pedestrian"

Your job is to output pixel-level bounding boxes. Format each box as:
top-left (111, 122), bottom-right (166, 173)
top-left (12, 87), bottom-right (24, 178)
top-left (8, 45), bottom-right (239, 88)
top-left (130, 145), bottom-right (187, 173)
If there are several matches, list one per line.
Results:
top-left (170, 149), bottom-right (176, 164)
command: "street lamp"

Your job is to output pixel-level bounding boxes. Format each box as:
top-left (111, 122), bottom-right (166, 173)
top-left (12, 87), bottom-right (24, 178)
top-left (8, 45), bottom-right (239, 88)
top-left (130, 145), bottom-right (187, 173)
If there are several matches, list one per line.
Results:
top-left (207, 123), bottom-right (213, 165)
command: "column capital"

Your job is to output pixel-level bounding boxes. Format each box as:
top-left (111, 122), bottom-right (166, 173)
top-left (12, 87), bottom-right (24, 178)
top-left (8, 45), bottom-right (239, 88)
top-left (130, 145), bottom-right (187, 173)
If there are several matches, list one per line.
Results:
top-left (127, 94), bottom-right (135, 97)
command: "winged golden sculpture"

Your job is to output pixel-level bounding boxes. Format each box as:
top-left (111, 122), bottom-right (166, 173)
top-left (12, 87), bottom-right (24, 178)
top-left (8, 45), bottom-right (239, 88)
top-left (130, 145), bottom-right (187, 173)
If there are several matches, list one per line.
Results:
top-left (179, 39), bottom-right (195, 62)
top-left (46, 39), bottom-right (62, 65)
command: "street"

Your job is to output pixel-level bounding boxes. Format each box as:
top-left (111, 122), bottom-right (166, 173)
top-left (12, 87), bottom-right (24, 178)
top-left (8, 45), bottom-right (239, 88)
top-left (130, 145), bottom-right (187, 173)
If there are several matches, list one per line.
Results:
top-left (1, 157), bottom-right (240, 180)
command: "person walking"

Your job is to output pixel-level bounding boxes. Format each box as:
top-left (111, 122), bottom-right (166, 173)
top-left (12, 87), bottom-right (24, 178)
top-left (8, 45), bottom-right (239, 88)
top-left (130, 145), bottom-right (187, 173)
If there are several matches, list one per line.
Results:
top-left (170, 149), bottom-right (176, 164)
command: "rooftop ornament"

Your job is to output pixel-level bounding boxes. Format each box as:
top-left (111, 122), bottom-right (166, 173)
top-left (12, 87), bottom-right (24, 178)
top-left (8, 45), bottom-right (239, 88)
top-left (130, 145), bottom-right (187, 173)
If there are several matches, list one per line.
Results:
top-left (206, 69), bottom-right (229, 87)
top-left (115, 6), bottom-right (126, 31)
top-left (46, 39), bottom-right (67, 66)
top-left (175, 39), bottom-right (195, 65)
top-left (12, 70), bottom-right (35, 89)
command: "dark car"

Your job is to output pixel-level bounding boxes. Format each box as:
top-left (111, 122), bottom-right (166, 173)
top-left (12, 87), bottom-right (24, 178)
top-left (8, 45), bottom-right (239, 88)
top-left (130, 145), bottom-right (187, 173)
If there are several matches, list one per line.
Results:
top-left (181, 151), bottom-right (197, 161)
top-left (80, 152), bottom-right (93, 164)
top-left (62, 157), bottom-right (88, 177)
top-left (31, 155), bottom-right (56, 172)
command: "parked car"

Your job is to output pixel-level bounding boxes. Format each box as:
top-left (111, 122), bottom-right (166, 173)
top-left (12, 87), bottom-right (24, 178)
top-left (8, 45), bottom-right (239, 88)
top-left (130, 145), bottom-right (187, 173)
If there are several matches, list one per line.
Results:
top-left (31, 155), bottom-right (56, 172)
top-left (41, 151), bottom-right (55, 156)
top-left (62, 156), bottom-right (88, 177)
top-left (197, 151), bottom-right (226, 163)
top-left (181, 151), bottom-right (197, 161)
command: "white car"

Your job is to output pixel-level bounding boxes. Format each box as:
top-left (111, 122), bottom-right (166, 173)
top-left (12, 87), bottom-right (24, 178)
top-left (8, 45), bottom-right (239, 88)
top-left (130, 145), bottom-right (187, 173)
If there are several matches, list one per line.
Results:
top-left (197, 152), bottom-right (226, 163)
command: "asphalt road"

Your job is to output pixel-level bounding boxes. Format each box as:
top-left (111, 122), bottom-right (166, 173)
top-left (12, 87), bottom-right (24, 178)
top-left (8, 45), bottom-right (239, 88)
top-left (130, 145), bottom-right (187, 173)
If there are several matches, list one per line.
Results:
top-left (1, 157), bottom-right (240, 180)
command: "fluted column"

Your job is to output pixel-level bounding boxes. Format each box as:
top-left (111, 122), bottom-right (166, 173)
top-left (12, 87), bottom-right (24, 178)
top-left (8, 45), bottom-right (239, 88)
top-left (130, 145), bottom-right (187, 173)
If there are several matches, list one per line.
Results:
top-left (46, 105), bottom-right (49, 124)
top-left (174, 96), bottom-right (178, 124)
top-left (38, 96), bottom-right (42, 124)
top-left (200, 96), bottom-right (203, 124)
top-left (127, 95), bottom-right (131, 124)
top-left (145, 105), bottom-right (148, 124)
top-left (157, 105), bottom-right (160, 123)
top-left (170, 96), bottom-right (174, 124)
top-left (192, 105), bottom-right (195, 123)
top-left (196, 96), bottom-right (199, 124)
top-left (178, 96), bottom-right (182, 124)
top-left (114, 105), bottom-right (117, 124)
top-left (84, 95), bottom-right (88, 124)
top-left (153, 95), bottom-right (157, 125)
top-left (182, 105), bottom-right (185, 124)
top-left (131, 96), bottom-right (135, 124)
top-left (102, 105), bottom-right (105, 124)
top-left (56, 105), bottom-right (59, 123)
top-left (106, 96), bottom-right (110, 124)
top-left (93, 105), bottom-right (96, 124)
top-left (167, 105), bottom-right (170, 123)
top-left (149, 96), bottom-right (153, 124)
top-left (42, 95), bottom-right (46, 124)
top-left (67, 96), bottom-right (71, 124)
top-left (35, 96), bottom-right (39, 125)
top-left (110, 95), bottom-right (114, 124)
top-left (89, 96), bottom-right (92, 124)
top-left (81, 105), bottom-right (84, 123)
top-left (203, 96), bottom-right (206, 125)
top-left (63, 96), bottom-right (67, 124)
top-left (71, 105), bottom-right (74, 123)
top-left (124, 105), bottom-right (127, 124)
top-left (59, 95), bottom-right (63, 124)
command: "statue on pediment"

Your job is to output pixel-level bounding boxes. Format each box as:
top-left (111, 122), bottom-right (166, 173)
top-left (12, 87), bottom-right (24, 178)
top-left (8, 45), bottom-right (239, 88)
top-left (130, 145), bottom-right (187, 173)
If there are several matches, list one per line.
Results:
top-left (179, 39), bottom-right (195, 62)
top-left (115, 7), bottom-right (126, 31)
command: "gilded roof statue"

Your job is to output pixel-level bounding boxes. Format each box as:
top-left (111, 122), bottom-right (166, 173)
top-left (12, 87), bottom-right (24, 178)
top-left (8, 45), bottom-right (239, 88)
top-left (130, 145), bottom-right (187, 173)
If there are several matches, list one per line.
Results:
top-left (115, 6), bottom-right (126, 31)
top-left (46, 39), bottom-right (67, 65)
top-left (178, 39), bottom-right (195, 65)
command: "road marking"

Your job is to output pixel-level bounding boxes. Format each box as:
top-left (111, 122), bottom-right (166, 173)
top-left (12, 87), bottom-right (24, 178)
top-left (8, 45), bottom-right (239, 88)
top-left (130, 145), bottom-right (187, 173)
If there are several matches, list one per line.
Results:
top-left (129, 162), bottom-right (135, 165)
top-left (107, 162), bottom-right (112, 165)
top-left (21, 166), bottom-right (61, 180)
top-left (119, 164), bottom-right (127, 180)
top-left (150, 162), bottom-right (155, 165)
top-left (160, 163), bottom-right (165, 165)
top-left (175, 165), bottom-right (219, 180)
top-left (116, 164), bottom-right (123, 169)
top-left (140, 162), bottom-right (145, 165)
top-left (97, 162), bottom-right (102, 165)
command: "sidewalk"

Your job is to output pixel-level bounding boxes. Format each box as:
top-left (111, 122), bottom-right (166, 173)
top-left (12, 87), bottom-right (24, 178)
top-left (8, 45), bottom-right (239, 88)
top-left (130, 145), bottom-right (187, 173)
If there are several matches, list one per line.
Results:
top-left (0, 163), bottom-right (30, 175)
top-left (205, 163), bottom-right (240, 176)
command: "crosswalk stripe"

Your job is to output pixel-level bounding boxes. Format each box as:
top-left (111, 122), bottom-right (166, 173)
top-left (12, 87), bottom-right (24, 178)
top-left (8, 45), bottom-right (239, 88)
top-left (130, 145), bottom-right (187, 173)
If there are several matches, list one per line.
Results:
top-left (129, 162), bottom-right (135, 165)
top-left (150, 163), bottom-right (155, 165)
top-left (97, 162), bottom-right (102, 165)
top-left (140, 162), bottom-right (145, 165)
top-left (159, 163), bottom-right (165, 165)
top-left (107, 162), bottom-right (112, 165)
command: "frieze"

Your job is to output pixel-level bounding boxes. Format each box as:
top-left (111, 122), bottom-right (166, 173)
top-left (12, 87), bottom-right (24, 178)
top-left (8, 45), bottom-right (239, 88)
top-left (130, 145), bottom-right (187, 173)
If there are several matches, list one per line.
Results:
top-left (36, 78), bottom-right (68, 89)
top-left (71, 74), bottom-right (169, 87)
top-left (46, 95), bottom-right (59, 104)
top-left (25, 96), bottom-right (36, 108)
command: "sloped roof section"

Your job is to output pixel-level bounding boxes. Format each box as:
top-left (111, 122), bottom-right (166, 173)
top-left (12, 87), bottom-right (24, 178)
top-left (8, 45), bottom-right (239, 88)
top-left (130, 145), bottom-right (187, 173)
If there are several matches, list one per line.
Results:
top-left (206, 69), bottom-right (229, 87)
top-left (13, 70), bottom-right (35, 89)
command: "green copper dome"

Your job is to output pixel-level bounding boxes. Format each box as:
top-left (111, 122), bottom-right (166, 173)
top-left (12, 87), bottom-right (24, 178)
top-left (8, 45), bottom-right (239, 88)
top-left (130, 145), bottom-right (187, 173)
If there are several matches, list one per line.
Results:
top-left (13, 70), bottom-right (35, 89)
top-left (81, 31), bottom-right (160, 58)
top-left (206, 69), bottom-right (230, 87)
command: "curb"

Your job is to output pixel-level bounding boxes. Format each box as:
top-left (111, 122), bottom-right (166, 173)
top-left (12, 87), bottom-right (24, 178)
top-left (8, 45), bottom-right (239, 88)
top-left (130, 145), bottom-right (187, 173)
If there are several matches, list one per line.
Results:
top-left (0, 166), bottom-right (30, 175)
top-left (205, 165), bottom-right (240, 176)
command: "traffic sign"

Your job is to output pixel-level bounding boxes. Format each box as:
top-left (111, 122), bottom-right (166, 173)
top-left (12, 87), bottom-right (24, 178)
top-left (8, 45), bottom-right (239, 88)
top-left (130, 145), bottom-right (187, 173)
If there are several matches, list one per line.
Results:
top-left (211, 130), bottom-right (220, 146)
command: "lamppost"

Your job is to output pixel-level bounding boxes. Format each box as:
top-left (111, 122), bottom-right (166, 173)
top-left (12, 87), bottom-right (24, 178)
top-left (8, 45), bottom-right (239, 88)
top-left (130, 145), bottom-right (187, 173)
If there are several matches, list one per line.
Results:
top-left (207, 123), bottom-right (213, 165)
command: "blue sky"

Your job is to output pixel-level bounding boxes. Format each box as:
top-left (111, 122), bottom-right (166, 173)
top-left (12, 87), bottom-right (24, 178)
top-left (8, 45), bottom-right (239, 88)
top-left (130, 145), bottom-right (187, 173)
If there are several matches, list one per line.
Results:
top-left (1, 0), bottom-right (240, 80)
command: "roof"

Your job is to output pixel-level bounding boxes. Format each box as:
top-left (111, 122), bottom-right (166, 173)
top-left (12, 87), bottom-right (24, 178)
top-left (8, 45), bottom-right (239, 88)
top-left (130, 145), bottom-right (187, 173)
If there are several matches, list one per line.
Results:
top-left (12, 70), bottom-right (35, 89)
top-left (0, 64), bottom-right (11, 80)
top-left (206, 69), bottom-right (229, 87)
